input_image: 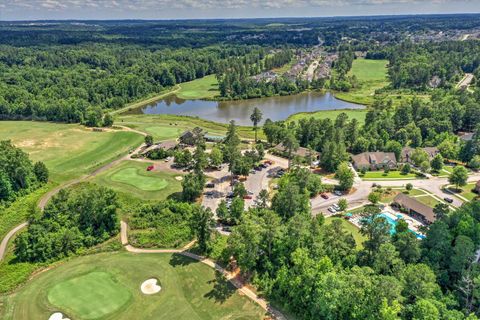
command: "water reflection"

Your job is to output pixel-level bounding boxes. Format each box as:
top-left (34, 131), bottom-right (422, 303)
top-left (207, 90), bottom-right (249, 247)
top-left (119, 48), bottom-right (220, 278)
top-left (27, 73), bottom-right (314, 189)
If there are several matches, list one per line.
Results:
top-left (132, 91), bottom-right (364, 125)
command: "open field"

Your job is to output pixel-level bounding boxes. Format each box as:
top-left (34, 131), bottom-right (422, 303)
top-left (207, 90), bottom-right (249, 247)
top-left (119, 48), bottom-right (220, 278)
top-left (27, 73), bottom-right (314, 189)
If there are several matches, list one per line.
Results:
top-left (176, 75), bottom-right (219, 100)
top-left (2, 252), bottom-right (265, 320)
top-left (360, 170), bottom-right (418, 180)
top-left (334, 58), bottom-right (389, 105)
top-left (288, 109), bottom-right (367, 125)
top-left (116, 114), bottom-right (261, 141)
top-left (92, 161), bottom-right (183, 200)
top-left (324, 217), bottom-right (365, 248)
top-left (0, 122), bottom-right (143, 183)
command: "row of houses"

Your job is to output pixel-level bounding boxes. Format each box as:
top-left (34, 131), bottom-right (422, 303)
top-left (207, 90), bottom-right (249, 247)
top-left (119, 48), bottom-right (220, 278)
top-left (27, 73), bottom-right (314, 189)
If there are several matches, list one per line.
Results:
top-left (351, 147), bottom-right (440, 170)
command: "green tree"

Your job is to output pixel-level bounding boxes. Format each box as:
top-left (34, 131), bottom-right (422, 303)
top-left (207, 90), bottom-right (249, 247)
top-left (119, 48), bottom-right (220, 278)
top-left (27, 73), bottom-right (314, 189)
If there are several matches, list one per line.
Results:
top-left (368, 192), bottom-right (381, 204)
top-left (191, 206), bottom-right (214, 253)
top-left (255, 189), bottom-right (269, 209)
top-left (103, 113), bottom-right (114, 127)
top-left (430, 154), bottom-right (444, 172)
top-left (282, 132), bottom-right (299, 169)
top-left (181, 173), bottom-right (203, 202)
top-left (335, 162), bottom-right (354, 191)
top-left (33, 161), bottom-right (49, 183)
top-left (448, 166), bottom-right (469, 190)
top-left (233, 182), bottom-right (247, 198)
top-left (468, 155), bottom-right (480, 171)
top-left (250, 107), bottom-right (263, 142)
top-left (209, 146), bottom-right (223, 168)
top-left (216, 200), bottom-right (230, 223)
top-left (338, 198), bottom-right (348, 211)
top-left (0, 170), bottom-right (13, 201)
top-left (401, 163), bottom-right (412, 175)
top-left (144, 135), bottom-right (154, 147)
top-left (411, 148), bottom-right (429, 167)
top-left (420, 160), bottom-right (430, 173)
top-left (230, 197), bottom-right (245, 225)
top-left (406, 183), bottom-right (413, 191)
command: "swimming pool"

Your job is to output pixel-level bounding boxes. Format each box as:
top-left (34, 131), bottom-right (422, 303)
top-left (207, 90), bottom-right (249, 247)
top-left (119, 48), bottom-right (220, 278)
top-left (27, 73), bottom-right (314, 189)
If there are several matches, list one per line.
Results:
top-left (377, 213), bottom-right (425, 239)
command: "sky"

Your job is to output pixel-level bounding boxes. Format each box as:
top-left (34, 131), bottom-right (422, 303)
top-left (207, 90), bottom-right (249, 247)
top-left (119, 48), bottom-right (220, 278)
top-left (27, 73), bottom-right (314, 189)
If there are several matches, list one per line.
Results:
top-left (0, 0), bottom-right (479, 20)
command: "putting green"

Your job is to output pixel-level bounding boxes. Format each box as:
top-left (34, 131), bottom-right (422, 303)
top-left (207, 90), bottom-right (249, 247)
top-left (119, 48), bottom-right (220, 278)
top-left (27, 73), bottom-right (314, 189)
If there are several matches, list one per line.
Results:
top-left (48, 272), bottom-right (131, 320)
top-left (111, 167), bottom-right (168, 191)
top-left (144, 126), bottom-right (182, 141)
top-left (93, 161), bottom-right (183, 200)
top-left (3, 252), bottom-right (265, 320)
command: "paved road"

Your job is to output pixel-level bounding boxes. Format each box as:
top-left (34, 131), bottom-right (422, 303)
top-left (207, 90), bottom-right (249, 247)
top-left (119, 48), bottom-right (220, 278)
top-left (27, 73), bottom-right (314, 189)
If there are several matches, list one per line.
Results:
top-left (0, 222), bottom-right (28, 261)
top-left (120, 221), bottom-right (286, 320)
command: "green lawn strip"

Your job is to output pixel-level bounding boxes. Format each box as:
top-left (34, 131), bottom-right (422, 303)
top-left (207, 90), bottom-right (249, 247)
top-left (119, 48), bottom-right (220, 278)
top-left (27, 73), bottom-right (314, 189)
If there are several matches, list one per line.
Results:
top-left (324, 217), bottom-right (365, 249)
top-left (414, 195), bottom-right (441, 207)
top-left (48, 271), bottom-right (132, 320)
top-left (176, 75), bottom-right (219, 100)
top-left (92, 160), bottom-right (182, 201)
top-left (3, 252), bottom-right (265, 320)
top-left (447, 183), bottom-right (478, 201)
top-left (117, 114), bottom-right (261, 140)
top-left (287, 109), bottom-right (367, 125)
top-left (360, 171), bottom-right (418, 180)
top-left (0, 121), bottom-right (143, 183)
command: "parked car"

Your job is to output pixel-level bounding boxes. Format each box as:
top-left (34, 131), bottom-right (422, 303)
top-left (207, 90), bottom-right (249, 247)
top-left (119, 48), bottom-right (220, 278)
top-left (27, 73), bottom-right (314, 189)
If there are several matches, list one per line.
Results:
top-left (247, 191), bottom-right (254, 195)
top-left (250, 169), bottom-right (256, 174)
top-left (146, 165), bottom-right (154, 171)
top-left (205, 183), bottom-right (215, 188)
top-left (254, 166), bottom-right (262, 171)
top-left (243, 195), bottom-right (253, 200)
top-left (444, 197), bottom-right (454, 203)
top-left (321, 193), bottom-right (329, 199)
top-left (226, 192), bottom-right (234, 198)
top-left (328, 207), bottom-right (336, 213)
top-left (264, 160), bottom-right (273, 165)
top-left (332, 204), bottom-right (341, 211)
top-left (334, 190), bottom-right (343, 196)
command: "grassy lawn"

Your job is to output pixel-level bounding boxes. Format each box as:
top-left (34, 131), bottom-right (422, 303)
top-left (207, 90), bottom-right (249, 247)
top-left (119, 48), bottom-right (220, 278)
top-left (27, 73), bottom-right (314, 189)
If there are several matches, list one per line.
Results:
top-left (324, 217), bottom-right (365, 248)
top-left (48, 271), bottom-right (131, 319)
top-left (334, 58), bottom-right (389, 105)
top-left (379, 188), bottom-right (429, 203)
top-left (361, 170), bottom-right (418, 180)
top-left (288, 109), bottom-right (367, 125)
top-left (0, 121), bottom-right (143, 183)
top-left (448, 183), bottom-right (479, 201)
top-left (2, 252), bottom-right (265, 320)
top-left (116, 114), bottom-right (261, 141)
top-left (415, 195), bottom-right (441, 207)
top-left (176, 75), bottom-right (219, 100)
top-left (92, 161), bottom-right (182, 200)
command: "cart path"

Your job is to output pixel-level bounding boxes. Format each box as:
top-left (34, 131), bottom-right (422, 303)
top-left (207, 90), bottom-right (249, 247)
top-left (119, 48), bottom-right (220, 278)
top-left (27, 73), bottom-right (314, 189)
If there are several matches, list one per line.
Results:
top-left (0, 136), bottom-right (146, 262)
top-left (120, 221), bottom-right (287, 320)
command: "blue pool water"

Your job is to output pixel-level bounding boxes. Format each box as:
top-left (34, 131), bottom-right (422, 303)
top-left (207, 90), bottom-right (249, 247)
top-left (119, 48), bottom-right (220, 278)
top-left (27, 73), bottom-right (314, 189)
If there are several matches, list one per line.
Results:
top-left (377, 213), bottom-right (425, 239)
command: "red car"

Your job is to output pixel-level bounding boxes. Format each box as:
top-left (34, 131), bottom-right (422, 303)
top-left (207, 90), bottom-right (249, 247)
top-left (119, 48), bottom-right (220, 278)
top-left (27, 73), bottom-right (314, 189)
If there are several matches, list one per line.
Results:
top-left (146, 165), bottom-right (154, 171)
top-left (243, 195), bottom-right (253, 200)
top-left (320, 193), bottom-right (329, 199)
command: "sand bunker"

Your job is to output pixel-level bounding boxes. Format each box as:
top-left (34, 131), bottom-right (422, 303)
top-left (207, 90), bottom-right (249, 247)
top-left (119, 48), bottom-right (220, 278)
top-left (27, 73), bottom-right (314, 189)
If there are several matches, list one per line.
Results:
top-left (175, 176), bottom-right (183, 181)
top-left (141, 278), bottom-right (161, 295)
top-left (49, 312), bottom-right (70, 320)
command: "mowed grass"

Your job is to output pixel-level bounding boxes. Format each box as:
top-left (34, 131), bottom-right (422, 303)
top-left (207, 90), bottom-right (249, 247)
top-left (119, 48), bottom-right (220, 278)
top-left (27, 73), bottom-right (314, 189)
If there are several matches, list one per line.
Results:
top-left (334, 58), bottom-right (389, 105)
top-left (3, 252), bottom-right (265, 320)
top-left (176, 75), bottom-right (220, 100)
top-left (288, 109), bottom-right (367, 125)
top-left (415, 195), bottom-right (441, 208)
top-left (117, 114), bottom-right (261, 141)
top-left (48, 272), bottom-right (131, 320)
top-left (324, 217), bottom-right (365, 249)
top-left (448, 182), bottom-right (479, 201)
top-left (361, 170), bottom-right (418, 180)
top-left (0, 121), bottom-right (143, 183)
top-left (93, 161), bottom-right (182, 200)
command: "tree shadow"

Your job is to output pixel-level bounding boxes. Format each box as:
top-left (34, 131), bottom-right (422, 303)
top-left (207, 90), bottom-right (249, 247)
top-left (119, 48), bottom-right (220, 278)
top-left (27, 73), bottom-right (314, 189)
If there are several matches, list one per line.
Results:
top-left (204, 271), bottom-right (235, 304)
top-left (167, 192), bottom-right (183, 201)
top-left (169, 253), bottom-right (196, 267)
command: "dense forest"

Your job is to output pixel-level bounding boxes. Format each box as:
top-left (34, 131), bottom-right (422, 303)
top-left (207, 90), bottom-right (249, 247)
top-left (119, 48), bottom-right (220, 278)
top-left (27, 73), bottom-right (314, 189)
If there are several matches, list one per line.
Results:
top-left (0, 140), bottom-right (48, 203)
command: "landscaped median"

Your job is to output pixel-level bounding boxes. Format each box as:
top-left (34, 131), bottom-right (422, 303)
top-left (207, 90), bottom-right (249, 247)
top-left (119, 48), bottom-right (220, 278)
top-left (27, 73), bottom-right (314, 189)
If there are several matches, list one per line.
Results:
top-left (359, 170), bottom-right (420, 180)
top-left (445, 182), bottom-right (479, 202)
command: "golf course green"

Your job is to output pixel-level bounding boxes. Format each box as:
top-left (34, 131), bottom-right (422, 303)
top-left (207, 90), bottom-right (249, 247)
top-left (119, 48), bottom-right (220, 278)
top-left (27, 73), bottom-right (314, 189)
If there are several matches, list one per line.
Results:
top-left (93, 161), bottom-right (183, 200)
top-left (3, 252), bottom-right (265, 320)
top-left (0, 121), bottom-right (143, 183)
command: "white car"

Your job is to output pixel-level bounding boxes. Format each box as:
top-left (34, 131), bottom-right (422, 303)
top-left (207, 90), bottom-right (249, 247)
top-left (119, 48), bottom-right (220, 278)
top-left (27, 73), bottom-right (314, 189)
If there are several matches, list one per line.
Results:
top-left (334, 191), bottom-right (343, 196)
top-left (328, 207), bottom-right (337, 213)
top-left (332, 204), bottom-right (340, 211)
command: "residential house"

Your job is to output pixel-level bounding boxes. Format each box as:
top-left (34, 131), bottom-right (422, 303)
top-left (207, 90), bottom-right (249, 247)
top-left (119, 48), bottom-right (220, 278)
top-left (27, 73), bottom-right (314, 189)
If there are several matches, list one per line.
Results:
top-left (351, 152), bottom-right (397, 171)
top-left (400, 147), bottom-right (440, 163)
top-left (273, 143), bottom-right (320, 160)
top-left (393, 193), bottom-right (436, 224)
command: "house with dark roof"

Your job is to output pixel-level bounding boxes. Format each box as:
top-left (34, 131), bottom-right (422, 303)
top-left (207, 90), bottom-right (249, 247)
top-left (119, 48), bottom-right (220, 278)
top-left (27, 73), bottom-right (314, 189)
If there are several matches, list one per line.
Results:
top-left (400, 147), bottom-right (439, 163)
top-left (273, 143), bottom-right (320, 160)
top-left (393, 193), bottom-right (436, 224)
top-left (351, 152), bottom-right (397, 171)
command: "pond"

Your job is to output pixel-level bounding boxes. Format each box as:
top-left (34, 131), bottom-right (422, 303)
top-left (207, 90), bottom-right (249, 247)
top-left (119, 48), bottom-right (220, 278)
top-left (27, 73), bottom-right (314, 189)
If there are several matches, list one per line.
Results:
top-left (130, 91), bottom-right (364, 126)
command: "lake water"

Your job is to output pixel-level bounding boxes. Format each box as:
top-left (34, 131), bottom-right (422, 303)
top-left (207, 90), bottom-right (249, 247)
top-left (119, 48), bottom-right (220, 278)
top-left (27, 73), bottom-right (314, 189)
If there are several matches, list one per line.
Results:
top-left (132, 91), bottom-right (364, 126)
